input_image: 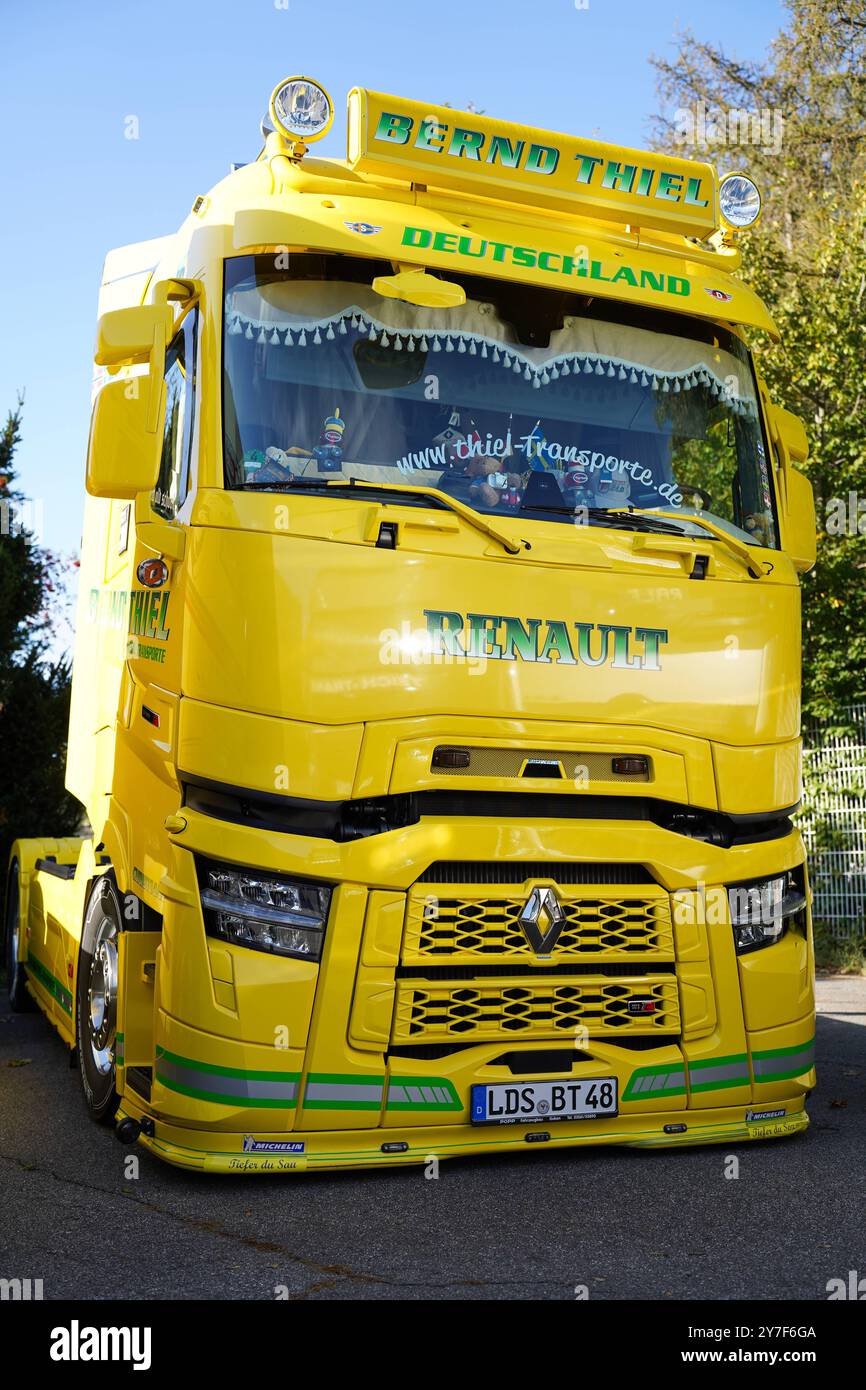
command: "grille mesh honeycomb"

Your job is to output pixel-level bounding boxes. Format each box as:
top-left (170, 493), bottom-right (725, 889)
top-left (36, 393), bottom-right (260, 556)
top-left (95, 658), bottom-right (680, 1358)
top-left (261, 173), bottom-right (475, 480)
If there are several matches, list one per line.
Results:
top-left (392, 975), bottom-right (680, 1043)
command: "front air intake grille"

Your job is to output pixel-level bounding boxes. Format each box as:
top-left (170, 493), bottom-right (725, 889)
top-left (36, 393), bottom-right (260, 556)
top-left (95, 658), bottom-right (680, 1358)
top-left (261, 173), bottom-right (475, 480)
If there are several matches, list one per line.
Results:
top-left (417, 861), bottom-right (654, 885)
top-left (402, 884), bottom-right (674, 965)
top-left (391, 975), bottom-right (680, 1044)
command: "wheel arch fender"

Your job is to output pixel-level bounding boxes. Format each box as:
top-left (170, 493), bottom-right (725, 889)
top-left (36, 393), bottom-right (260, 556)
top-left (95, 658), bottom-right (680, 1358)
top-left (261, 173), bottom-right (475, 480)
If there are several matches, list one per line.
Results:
top-left (80, 868), bottom-right (124, 955)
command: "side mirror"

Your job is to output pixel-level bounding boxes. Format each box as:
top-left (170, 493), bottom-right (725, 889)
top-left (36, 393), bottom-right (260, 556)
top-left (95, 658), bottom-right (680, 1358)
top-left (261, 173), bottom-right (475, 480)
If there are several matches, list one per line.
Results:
top-left (782, 467), bottom-right (817, 574)
top-left (86, 377), bottom-right (166, 499)
top-left (770, 405), bottom-right (816, 573)
top-left (95, 303), bottom-right (174, 431)
top-left (87, 302), bottom-right (174, 499)
top-left (774, 406), bottom-right (808, 466)
top-left (95, 304), bottom-right (173, 367)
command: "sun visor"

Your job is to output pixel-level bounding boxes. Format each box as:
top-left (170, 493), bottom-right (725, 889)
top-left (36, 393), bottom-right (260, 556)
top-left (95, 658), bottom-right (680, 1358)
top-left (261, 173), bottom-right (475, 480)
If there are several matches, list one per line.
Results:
top-left (225, 280), bottom-right (759, 414)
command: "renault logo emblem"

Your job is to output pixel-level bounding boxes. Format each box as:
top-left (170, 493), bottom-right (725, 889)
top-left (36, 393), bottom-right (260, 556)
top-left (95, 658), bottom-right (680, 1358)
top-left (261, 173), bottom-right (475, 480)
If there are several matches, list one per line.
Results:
top-left (518, 886), bottom-right (566, 953)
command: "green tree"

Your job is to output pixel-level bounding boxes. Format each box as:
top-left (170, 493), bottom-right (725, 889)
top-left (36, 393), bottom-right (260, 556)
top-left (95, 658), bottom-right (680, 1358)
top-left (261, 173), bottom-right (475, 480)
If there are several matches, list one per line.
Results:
top-left (650, 0), bottom-right (866, 717)
top-left (0, 401), bottom-right (81, 894)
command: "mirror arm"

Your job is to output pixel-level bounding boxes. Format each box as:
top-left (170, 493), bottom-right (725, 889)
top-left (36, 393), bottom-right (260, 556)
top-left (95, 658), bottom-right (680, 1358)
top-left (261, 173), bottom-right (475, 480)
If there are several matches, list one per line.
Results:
top-left (145, 279), bottom-right (201, 432)
top-left (153, 277), bottom-right (202, 306)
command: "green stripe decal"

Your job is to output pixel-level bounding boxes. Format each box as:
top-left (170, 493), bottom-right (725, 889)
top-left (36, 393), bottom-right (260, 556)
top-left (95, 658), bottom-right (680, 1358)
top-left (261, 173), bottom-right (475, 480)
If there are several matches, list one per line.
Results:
top-left (303, 1074), bottom-right (384, 1110)
top-left (752, 1038), bottom-right (815, 1083)
top-left (623, 1053), bottom-right (752, 1101)
top-left (25, 952), bottom-right (73, 1016)
top-left (116, 1032), bottom-right (125, 1065)
top-left (622, 1062), bottom-right (686, 1101)
top-left (302, 1074), bottom-right (464, 1112)
top-left (151, 1055), bottom-right (464, 1114)
top-left (688, 1053), bottom-right (750, 1093)
top-left (156, 1047), bottom-right (300, 1081)
top-left (387, 1077), bottom-right (462, 1111)
top-left (154, 1048), bottom-right (300, 1108)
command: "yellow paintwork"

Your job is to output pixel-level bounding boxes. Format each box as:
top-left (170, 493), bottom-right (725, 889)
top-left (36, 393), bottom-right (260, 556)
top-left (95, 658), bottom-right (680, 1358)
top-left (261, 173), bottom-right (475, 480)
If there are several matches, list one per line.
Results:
top-left (8, 83), bottom-right (816, 1173)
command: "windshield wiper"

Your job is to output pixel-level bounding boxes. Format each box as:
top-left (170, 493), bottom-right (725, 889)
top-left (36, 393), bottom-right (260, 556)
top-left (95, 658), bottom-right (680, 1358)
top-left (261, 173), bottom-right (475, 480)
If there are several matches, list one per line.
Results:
top-left (243, 477), bottom-right (526, 556)
top-left (241, 481), bottom-right (294, 490)
top-left (609, 509), bottom-right (765, 579)
top-left (518, 501), bottom-right (688, 536)
top-left (518, 496), bottom-right (763, 573)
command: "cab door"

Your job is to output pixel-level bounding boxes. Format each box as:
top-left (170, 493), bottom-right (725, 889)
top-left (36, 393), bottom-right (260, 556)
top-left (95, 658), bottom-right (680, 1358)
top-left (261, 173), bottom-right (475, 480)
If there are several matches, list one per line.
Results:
top-left (121, 307), bottom-right (199, 896)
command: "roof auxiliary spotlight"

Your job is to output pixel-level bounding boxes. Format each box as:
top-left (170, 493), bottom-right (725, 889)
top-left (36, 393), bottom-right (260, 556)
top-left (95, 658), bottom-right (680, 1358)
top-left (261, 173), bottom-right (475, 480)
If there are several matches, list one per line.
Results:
top-left (718, 172), bottom-right (762, 230)
top-left (269, 77), bottom-right (334, 144)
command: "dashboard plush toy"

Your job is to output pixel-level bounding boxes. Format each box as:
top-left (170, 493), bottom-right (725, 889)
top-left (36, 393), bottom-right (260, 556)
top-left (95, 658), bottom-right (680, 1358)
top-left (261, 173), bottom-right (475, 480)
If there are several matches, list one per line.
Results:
top-left (744, 512), bottom-right (771, 546)
top-left (466, 456), bottom-right (510, 506)
top-left (591, 468), bottom-right (631, 510)
top-left (313, 409), bottom-right (346, 473)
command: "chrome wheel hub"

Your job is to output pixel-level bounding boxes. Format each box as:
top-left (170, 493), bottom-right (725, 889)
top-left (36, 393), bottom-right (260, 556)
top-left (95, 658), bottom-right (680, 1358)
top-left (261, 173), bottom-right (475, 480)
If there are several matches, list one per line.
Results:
top-left (87, 919), bottom-right (117, 1075)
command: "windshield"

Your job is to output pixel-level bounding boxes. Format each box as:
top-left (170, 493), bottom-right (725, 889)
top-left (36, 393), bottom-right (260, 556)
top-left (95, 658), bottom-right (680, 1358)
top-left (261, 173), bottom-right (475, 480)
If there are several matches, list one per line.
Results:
top-left (223, 253), bottom-right (778, 549)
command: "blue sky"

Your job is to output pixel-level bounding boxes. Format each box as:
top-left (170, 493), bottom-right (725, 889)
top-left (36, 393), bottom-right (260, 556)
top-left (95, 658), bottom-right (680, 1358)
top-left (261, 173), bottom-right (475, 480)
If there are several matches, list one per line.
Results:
top-left (0, 0), bottom-right (785, 568)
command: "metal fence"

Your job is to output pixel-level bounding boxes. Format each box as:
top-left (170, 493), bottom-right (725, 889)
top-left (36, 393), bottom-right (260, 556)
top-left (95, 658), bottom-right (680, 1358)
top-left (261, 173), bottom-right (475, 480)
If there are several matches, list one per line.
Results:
top-left (800, 702), bottom-right (866, 935)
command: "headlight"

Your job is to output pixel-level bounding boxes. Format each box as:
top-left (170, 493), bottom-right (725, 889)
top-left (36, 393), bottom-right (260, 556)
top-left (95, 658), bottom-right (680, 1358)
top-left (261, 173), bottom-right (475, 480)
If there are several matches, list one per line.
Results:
top-left (269, 76), bottom-right (333, 143)
top-left (719, 172), bottom-right (762, 229)
top-left (198, 858), bottom-right (331, 960)
top-left (728, 871), bottom-right (807, 953)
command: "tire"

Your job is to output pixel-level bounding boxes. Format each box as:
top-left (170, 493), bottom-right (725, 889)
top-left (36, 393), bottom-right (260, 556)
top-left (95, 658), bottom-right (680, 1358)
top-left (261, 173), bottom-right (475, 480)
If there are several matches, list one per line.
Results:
top-left (76, 874), bottom-right (122, 1123)
top-left (4, 860), bottom-right (35, 1012)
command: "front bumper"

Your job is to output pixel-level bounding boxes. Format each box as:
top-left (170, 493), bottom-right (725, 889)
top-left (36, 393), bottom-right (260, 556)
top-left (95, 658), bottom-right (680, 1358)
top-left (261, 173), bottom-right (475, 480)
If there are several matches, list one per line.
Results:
top-left (117, 809), bottom-right (815, 1173)
top-left (117, 1094), bottom-right (810, 1174)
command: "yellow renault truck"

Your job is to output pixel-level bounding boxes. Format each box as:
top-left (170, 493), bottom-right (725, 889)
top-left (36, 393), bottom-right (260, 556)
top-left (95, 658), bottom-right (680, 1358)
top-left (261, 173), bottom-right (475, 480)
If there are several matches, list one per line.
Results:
top-left (5, 79), bottom-right (818, 1172)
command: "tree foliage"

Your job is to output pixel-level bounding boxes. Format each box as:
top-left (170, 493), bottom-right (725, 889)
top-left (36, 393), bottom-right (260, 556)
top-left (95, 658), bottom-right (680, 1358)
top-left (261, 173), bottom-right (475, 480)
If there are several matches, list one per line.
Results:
top-left (0, 401), bottom-right (82, 887)
top-left (651, 0), bottom-right (866, 717)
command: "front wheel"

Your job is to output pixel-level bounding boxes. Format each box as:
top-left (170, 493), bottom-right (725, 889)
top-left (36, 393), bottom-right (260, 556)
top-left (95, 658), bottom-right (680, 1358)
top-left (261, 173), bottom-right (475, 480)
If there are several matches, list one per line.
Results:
top-left (76, 874), bottom-right (122, 1123)
top-left (4, 860), bottom-right (34, 1012)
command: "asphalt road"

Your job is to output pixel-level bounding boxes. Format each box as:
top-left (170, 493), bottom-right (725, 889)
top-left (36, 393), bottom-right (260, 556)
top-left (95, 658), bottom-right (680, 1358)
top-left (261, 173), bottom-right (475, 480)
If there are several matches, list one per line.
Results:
top-left (1, 978), bottom-right (863, 1301)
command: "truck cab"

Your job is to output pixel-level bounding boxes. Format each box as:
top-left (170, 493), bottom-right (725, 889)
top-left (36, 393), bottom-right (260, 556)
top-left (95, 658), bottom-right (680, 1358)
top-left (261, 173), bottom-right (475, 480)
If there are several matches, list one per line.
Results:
top-left (6, 79), bottom-right (818, 1171)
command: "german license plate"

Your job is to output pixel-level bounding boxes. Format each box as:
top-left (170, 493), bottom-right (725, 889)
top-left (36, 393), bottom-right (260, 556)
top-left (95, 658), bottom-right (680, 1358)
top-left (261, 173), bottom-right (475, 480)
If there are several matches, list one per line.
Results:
top-left (471, 1077), bottom-right (618, 1125)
